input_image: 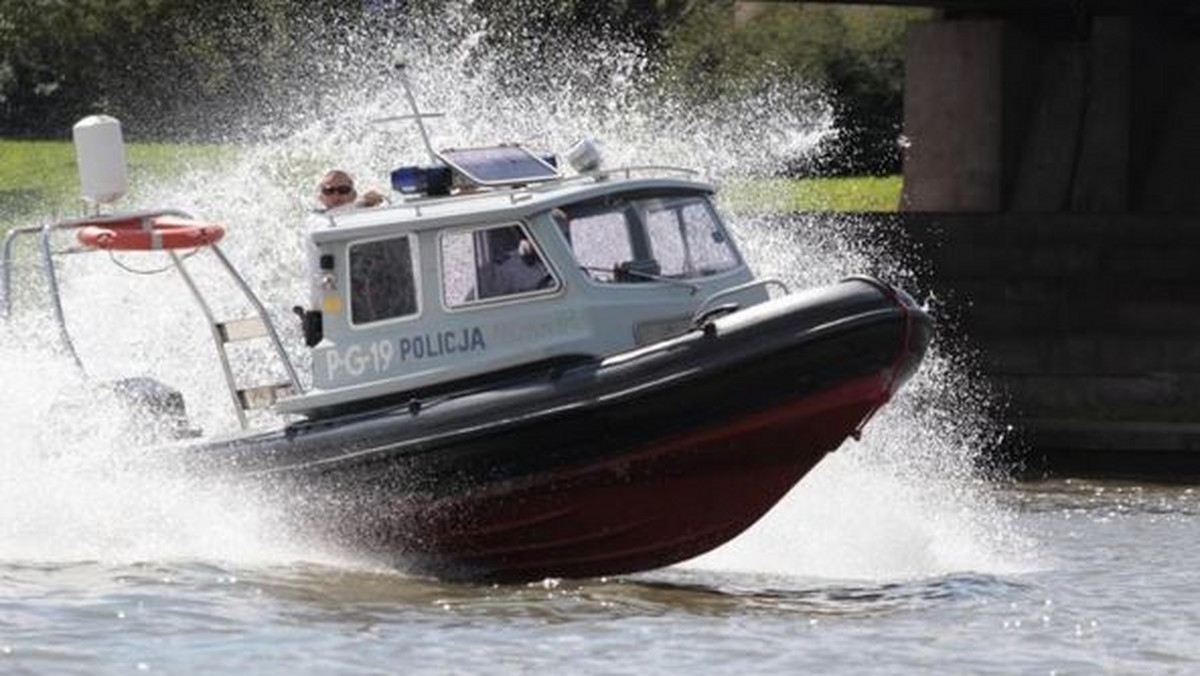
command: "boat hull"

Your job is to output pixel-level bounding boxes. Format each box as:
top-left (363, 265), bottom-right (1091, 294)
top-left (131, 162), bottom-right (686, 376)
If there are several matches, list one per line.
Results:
top-left (189, 277), bottom-right (932, 582)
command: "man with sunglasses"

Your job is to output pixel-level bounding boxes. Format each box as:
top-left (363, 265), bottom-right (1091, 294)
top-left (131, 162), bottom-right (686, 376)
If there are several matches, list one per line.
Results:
top-left (299, 169), bottom-right (386, 341)
top-left (317, 169), bottom-right (385, 212)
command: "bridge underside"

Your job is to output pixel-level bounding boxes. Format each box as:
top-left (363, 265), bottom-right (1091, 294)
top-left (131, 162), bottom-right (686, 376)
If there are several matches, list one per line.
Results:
top-left (817, 1), bottom-right (1197, 16)
top-left (901, 13), bottom-right (1200, 212)
top-left (901, 8), bottom-right (1200, 477)
top-left (784, 2), bottom-right (1200, 477)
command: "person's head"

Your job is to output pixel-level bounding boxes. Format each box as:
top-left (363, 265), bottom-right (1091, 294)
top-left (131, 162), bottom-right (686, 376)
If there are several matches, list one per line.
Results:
top-left (318, 170), bottom-right (357, 210)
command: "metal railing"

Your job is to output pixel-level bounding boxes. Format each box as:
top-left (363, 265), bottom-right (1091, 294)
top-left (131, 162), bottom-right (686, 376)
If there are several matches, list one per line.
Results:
top-left (691, 277), bottom-right (791, 326)
top-left (324, 164), bottom-right (704, 223)
top-left (1, 210), bottom-right (303, 429)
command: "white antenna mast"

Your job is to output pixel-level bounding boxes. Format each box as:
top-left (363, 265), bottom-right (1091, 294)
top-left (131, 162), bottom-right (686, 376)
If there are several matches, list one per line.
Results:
top-left (372, 53), bottom-right (443, 164)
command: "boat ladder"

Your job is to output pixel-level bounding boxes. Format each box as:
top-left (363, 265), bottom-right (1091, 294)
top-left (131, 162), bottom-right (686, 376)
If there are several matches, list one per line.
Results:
top-left (170, 245), bottom-right (302, 429)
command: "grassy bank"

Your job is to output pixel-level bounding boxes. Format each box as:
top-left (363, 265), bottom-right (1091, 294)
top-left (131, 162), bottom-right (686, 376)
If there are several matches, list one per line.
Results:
top-left (0, 139), bottom-right (227, 223)
top-left (2, 138), bottom-right (902, 227)
top-left (722, 175), bottom-right (902, 213)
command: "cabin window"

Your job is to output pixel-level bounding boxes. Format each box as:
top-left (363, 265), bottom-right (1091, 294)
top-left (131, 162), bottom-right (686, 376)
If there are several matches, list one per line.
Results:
top-left (561, 210), bottom-right (635, 283)
top-left (441, 223), bottom-right (558, 307)
top-left (556, 193), bottom-right (739, 283)
top-left (348, 236), bottom-right (419, 325)
top-left (641, 197), bottom-right (738, 277)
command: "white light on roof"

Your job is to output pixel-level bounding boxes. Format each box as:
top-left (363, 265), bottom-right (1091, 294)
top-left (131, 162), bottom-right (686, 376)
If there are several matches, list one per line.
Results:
top-left (566, 138), bottom-right (603, 174)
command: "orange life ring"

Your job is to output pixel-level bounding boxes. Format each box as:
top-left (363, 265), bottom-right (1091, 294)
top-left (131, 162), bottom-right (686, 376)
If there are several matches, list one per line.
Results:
top-left (76, 216), bottom-right (226, 251)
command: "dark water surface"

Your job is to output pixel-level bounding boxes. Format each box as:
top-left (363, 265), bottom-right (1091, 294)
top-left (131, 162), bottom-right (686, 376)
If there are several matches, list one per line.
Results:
top-left (2, 479), bottom-right (1196, 675)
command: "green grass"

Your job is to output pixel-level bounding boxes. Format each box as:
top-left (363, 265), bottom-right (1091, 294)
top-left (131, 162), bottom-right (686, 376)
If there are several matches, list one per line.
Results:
top-left (723, 175), bottom-right (902, 213)
top-left (0, 139), bottom-right (229, 225)
top-left (2, 138), bottom-right (902, 230)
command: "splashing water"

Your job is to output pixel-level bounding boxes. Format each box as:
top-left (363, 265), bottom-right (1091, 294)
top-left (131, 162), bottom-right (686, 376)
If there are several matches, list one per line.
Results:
top-left (0, 337), bottom-right (326, 566)
top-left (0, 4), bottom-right (1031, 580)
top-left (682, 214), bottom-right (1034, 580)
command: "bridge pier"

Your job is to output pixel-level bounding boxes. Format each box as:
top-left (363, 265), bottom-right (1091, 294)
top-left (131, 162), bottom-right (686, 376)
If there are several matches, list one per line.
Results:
top-left (895, 9), bottom-right (1200, 478)
top-left (903, 13), bottom-right (1200, 213)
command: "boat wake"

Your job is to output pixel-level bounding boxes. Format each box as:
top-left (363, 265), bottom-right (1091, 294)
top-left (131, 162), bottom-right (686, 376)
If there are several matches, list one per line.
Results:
top-left (0, 2), bottom-right (1034, 582)
top-left (0, 337), bottom-right (323, 566)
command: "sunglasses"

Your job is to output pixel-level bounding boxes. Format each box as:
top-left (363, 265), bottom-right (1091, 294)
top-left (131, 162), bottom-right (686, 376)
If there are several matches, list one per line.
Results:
top-left (322, 185), bottom-right (354, 196)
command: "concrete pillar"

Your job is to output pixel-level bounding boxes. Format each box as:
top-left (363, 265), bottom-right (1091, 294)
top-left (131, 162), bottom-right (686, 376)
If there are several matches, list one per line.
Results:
top-left (900, 13), bottom-right (1200, 215)
top-left (1070, 17), bottom-right (1131, 212)
top-left (1006, 27), bottom-right (1085, 212)
top-left (901, 20), bottom-right (1003, 212)
top-left (1132, 19), bottom-right (1200, 212)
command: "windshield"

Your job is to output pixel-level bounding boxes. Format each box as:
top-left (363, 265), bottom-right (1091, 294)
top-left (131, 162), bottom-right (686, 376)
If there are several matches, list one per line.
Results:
top-left (552, 192), bottom-right (739, 283)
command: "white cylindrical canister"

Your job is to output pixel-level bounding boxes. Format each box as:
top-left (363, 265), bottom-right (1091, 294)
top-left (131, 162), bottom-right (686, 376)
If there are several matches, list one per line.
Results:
top-left (566, 138), bottom-right (604, 174)
top-left (73, 115), bottom-right (129, 205)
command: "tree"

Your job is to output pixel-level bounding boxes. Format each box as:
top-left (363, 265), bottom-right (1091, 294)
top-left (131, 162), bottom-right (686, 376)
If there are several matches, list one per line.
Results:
top-left (0, 0), bottom-right (369, 138)
top-left (0, 0), bottom-right (929, 174)
top-left (660, 3), bottom-right (931, 175)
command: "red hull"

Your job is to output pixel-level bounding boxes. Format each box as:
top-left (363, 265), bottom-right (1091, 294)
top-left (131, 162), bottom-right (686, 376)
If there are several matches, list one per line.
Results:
top-left (382, 373), bottom-right (889, 581)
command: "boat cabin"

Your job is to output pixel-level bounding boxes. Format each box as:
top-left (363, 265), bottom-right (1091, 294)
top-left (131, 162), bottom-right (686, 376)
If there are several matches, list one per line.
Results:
top-left (0, 137), bottom-right (776, 426)
top-left (279, 159), bottom-right (770, 416)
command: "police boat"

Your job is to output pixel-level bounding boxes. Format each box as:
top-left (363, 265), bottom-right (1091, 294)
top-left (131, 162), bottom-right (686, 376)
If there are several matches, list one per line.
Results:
top-left (2, 114), bottom-right (931, 582)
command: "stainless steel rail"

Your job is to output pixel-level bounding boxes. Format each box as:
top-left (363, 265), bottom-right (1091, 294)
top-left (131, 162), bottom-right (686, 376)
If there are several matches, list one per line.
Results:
top-left (1, 210), bottom-right (303, 428)
top-left (691, 277), bottom-right (791, 324)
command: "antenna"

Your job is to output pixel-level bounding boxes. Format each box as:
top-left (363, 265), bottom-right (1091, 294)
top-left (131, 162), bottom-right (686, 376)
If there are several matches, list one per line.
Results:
top-left (371, 53), bottom-right (442, 164)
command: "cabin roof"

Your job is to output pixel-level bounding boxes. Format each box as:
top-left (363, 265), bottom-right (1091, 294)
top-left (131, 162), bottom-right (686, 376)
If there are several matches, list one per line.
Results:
top-left (310, 172), bottom-right (714, 243)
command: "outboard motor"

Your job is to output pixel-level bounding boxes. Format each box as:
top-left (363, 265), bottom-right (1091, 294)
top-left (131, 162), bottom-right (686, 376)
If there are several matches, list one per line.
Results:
top-left (40, 377), bottom-right (200, 450)
top-left (109, 377), bottom-right (201, 441)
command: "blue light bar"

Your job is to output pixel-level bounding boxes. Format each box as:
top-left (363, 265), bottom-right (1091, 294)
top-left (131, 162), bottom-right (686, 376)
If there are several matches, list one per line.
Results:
top-left (391, 164), bottom-right (452, 196)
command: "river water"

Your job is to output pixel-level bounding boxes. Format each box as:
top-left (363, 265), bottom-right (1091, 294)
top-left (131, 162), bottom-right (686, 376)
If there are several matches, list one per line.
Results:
top-left (1, 479), bottom-right (1196, 674)
top-left (3, 6), bottom-right (1198, 674)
